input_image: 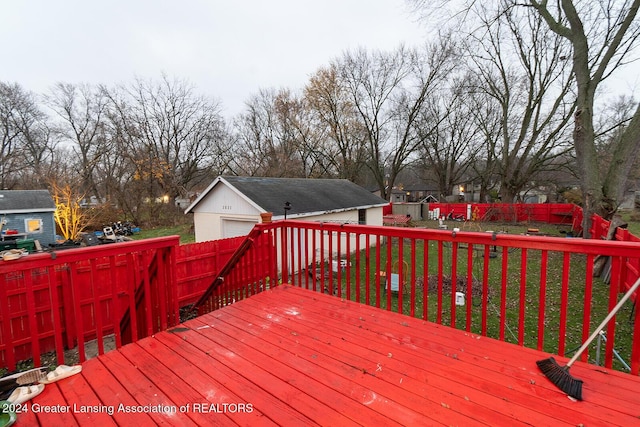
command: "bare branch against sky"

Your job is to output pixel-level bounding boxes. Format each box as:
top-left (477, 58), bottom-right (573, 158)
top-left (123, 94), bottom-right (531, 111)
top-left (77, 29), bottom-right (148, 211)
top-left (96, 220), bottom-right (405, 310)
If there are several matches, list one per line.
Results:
top-left (0, 0), bottom-right (426, 119)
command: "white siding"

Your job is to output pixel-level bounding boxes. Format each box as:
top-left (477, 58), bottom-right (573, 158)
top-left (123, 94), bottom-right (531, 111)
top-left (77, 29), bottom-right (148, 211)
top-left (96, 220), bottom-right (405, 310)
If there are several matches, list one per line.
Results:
top-left (300, 206), bottom-right (384, 226)
top-left (195, 184), bottom-right (259, 216)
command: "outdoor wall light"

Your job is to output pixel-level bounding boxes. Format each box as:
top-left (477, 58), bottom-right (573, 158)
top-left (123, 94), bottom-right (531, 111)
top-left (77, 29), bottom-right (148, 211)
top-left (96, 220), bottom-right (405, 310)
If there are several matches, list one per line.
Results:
top-left (284, 201), bottom-right (291, 220)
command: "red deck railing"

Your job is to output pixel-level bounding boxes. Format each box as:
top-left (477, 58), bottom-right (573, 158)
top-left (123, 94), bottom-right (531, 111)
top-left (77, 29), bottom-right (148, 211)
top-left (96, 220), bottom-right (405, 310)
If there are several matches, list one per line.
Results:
top-left (3, 210), bottom-right (640, 379)
top-left (195, 219), bottom-right (640, 376)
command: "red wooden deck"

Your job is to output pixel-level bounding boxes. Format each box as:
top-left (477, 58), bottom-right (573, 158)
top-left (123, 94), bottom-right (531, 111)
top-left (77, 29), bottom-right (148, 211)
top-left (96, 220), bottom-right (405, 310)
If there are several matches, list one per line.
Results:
top-left (14, 285), bottom-right (640, 426)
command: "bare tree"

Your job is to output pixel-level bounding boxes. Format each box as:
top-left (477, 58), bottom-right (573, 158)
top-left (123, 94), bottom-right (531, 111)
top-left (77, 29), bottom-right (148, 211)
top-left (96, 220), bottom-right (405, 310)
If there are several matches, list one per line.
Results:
top-left (336, 42), bottom-right (454, 200)
top-left (525, 0), bottom-right (640, 232)
top-left (304, 65), bottom-right (370, 182)
top-left (416, 84), bottom-right (478, 199)
top-left (410, 0), bottom-right (640, 232)
top-left (272, 90), bottom-right (328, 178)
top-left (44, 83), bottom-right (110, 200)
top-left (464, 73), bottom-right (504, 202)
top-left (122, 75), bottom-right (229, 204)
top-left (465, 4), bottom-right (576, 202)
top-left (0, 82), bottom-right (50, 189)
top-left (232, 88), bottom-right (305, 177)
top-left (336, 47), bottom-right (410, 199)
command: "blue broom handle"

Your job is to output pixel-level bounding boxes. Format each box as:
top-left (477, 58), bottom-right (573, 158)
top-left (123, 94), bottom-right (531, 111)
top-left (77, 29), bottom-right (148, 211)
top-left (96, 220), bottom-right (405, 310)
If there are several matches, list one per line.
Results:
top-left (567, 276), bottom-right (640, 367)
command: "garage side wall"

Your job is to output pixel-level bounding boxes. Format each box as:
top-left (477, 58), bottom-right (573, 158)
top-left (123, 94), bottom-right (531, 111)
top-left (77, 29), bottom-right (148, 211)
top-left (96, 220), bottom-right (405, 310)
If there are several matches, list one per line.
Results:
top-left (301, 206), bottom-right (384, 226)
top-left (192, 184), bottom-right (261, 242)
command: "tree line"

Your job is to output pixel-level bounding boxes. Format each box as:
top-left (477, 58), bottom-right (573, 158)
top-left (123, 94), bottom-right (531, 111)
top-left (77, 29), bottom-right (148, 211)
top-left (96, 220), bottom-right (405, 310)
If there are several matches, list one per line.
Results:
top-left (1, 1), bottom-right (639, 233)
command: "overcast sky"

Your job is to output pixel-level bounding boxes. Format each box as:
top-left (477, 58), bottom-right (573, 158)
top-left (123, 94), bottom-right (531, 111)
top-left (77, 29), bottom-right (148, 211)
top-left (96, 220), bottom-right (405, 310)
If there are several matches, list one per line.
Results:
top-left (0, 0), bottom-right (426, 119)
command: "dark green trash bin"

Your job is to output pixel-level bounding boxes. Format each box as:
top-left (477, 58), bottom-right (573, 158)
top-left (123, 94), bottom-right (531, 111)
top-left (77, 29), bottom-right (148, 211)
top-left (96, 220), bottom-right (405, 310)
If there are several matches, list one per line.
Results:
top-left (16, 239), bottom-right (35, 252)
top-left (0, 241), bottom-right (17, 251)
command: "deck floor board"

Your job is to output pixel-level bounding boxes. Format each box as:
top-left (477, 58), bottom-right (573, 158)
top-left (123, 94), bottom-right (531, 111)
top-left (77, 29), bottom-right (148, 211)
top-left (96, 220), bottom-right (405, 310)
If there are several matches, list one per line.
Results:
top-left (15, 285), bottom-right (640, 426)
top-left (225, 297), bottom-right (566, 426)
top-left (265, 286), bottom-right (640, 426)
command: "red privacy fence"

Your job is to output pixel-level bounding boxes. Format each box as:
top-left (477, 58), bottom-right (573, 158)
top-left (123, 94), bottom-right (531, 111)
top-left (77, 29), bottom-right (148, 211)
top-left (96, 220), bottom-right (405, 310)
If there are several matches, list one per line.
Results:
top-left (0, 235), bottom-right (248, 371)
top-left (425, 202), bottom-right (580, 225)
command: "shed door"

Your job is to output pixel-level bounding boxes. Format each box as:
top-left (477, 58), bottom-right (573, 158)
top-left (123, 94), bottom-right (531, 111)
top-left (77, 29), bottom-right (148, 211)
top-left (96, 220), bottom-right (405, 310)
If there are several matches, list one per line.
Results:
top-left (222, 219), bottom-right (257, 238)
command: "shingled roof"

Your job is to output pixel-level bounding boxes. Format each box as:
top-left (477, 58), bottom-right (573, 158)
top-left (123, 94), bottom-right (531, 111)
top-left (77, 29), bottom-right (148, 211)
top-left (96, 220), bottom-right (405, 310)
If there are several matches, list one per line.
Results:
top-left (0, 190), bottom-right (56, 214)
top-left (185, 176), bottom-right (388, 217)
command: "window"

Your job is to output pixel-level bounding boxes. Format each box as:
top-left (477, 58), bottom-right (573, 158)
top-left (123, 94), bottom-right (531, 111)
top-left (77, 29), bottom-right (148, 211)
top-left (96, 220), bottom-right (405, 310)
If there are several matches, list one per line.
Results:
top-left (25, 218), bottom-right (43, 233)
top-left (358, 209), bottom-right (366, 225)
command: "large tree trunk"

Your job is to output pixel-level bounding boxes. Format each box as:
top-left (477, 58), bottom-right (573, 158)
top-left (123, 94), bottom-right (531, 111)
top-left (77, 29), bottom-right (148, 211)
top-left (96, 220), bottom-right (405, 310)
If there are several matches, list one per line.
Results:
top-left (573, 103), bottom-right (601, 237)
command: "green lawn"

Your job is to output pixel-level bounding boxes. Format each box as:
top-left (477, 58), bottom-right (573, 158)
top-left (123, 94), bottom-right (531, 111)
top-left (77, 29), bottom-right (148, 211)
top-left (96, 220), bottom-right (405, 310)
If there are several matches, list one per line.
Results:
top-left (131, 223), bottom-right (195, 244)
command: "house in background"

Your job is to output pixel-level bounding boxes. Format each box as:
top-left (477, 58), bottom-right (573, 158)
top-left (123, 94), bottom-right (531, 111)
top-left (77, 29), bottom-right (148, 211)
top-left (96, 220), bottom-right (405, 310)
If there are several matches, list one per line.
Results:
top-left (185, 176), bottom-right (389, 242)
top-left (0, 190), bottom-right (57, 247)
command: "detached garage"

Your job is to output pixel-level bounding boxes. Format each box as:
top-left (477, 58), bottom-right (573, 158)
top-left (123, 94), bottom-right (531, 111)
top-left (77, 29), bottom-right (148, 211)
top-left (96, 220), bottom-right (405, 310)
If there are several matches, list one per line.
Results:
top-left (184, 176), bottom-right (389, 242)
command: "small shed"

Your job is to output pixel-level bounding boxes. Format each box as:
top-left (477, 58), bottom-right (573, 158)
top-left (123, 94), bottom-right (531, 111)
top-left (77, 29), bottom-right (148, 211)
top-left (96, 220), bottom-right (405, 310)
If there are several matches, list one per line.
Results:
top-left (0, 190), bottom-right (57, 248)
top-left (185, 176), bottom-right (389, 242)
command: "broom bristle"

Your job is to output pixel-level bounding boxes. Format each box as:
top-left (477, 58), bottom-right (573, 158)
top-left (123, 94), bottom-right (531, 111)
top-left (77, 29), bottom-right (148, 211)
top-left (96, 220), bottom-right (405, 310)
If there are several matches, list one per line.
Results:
top-left (536, 357), bottom-right (583, 400)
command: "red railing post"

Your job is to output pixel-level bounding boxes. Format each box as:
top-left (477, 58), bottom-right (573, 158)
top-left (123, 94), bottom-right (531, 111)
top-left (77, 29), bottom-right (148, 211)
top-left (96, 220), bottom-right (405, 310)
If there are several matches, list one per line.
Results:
top-left (518, 249), bottom-right (527, 346)
top-left (423, 238), bottom-right (429, 322)
top-left (89, 258), bottom-right (105, 356)
top-left (538, 250), bottom-right (548, 351)
top-left (0, 272), bottom-right (16, 370)
top-left (499, 247), bottom-right (508, 342)
top-left (631, 303), bottom-right (640, 375)
top-left (437, 241), bottom-right (444, 324)
top-left (450, 240), bottom-right (458, 327)
top-left (581, 254), bottom-right (594, 362)
top-left (465, 244), bottom-right (473, 331)
top-left (557, 253), bottom-right (571, 356)
top-left (410, 238), bottom-right (416, 318)
top-left (398, 237), bottom-right (404, 314)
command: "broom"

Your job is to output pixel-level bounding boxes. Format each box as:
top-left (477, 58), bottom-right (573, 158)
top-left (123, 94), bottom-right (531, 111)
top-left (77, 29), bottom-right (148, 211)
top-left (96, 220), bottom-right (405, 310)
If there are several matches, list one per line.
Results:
top-left (537, 276), bottom-right (640, 400)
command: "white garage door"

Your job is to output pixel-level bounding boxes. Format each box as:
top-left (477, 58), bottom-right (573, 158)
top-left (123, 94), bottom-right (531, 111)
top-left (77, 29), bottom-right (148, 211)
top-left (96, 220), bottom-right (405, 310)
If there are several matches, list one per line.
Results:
top-left (222, 219), bottom-right (258, 238)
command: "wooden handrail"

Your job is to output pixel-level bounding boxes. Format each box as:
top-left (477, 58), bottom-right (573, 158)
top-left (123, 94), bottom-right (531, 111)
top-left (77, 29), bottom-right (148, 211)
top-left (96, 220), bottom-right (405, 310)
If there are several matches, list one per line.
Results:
top-left (190, 225), bottom-right (264, 313)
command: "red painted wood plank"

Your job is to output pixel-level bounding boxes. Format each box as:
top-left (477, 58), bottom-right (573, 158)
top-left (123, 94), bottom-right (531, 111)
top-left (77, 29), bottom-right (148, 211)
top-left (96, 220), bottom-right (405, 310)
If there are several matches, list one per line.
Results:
top-left (216, 303), bottom-right (498, 426)
top-left (269, 286), bottom-right (640, 426)
top-left (98, 349), bottom-right (197, 426)
top-left (23, 267), bottom-right (41, 366)
top-left (89, 259), bottom-right (105, 356)
top-left (196, 313), bottom-right (438, 427)
top-left (71, 356), bottom-right (156, 426)
top-left (45, 371), bottom-right (117, 426)
top-left (69, 263), bottom-right (87, 363)
top-left (47, 268), bottom-right (66, 367)
top-left (32, 381), bottom-right (79, 427)
top-left (0, 272), bottom-right (16, 370)
top-left (154, 328), bottom-right (318, 426)
top-left (116, 341), bottom-right (238, 426)
top-left (181, 316), bottom-right (374, 426)
top-left (279, 285), bottom-right (640, 402)
top-left (134, 334), bottom-right (276, 427)
top-left (229, 292), bottom-right (569, 427)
